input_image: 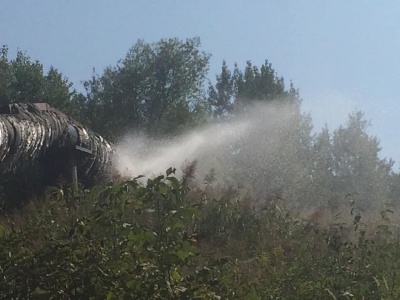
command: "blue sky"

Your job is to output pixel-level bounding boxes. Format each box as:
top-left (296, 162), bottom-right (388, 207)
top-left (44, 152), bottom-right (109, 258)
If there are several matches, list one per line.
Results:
top-left (2, 1), bottom-right (400, 164)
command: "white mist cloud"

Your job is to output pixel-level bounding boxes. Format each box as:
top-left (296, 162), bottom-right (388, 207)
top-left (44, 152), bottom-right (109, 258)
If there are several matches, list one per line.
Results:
top-left (113, 102), bottom-right (313, 204)
top-left (114, 117), bottom-right (250, 178)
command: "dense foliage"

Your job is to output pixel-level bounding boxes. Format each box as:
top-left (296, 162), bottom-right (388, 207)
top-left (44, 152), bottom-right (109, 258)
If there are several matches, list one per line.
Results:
top-left (1, 168), bottom-right (400, 299)
top-left (0, 46), bottom-right (79, 116)
top-left (82, 38), bottom-right (210, 139)
top-left (2, 37), bottom-right (400, 298)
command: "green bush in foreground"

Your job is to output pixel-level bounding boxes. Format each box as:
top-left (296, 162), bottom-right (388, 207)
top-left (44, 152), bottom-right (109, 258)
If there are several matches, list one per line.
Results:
top-left (1, 168), bottom-right (400, 299)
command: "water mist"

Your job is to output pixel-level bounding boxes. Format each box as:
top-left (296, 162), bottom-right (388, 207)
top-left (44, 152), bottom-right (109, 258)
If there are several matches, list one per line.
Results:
top-left (114, 102), bottom-right (312, 203)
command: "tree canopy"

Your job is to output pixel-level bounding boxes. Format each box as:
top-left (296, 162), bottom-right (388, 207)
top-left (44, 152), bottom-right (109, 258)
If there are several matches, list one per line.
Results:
top-left (0, 46), bottom-right (76, 115)
top-left (0, 37), bottom-right (399, 210)
top-left (3, 36), bottom-right (400, 299)
top-left (82, 38), bottom-right (210, 140)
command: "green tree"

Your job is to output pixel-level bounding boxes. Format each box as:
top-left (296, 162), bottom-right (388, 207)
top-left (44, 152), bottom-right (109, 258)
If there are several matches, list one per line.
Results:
top-left (83, 37), bottom-right (210, 140)
top-left (206, 60), bottom-right (313, 205)
top-left (235, 60), bottom-right (288, 109)
top-left (207, 60), bottom-right (236, 119)
top-left (331, 111), bottom-right (394, 209)
top-left (0, 46), bottom-right (76, 115)
top-left (308, 126), bottom-right (338, 208)
top-left (209, 60), bottom-right (301, 116)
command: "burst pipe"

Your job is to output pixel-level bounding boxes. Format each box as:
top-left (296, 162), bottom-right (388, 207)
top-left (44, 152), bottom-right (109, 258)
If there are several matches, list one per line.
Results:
top-left (0, 103), bottom-right (114, 188)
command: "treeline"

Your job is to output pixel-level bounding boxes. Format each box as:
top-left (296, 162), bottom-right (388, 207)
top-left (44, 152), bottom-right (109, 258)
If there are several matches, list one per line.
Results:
top-left (1, 38), bottom-right (297, 139)
top-left (0, 38), bottom-right (399, 211)
top-left (2, 37), bottom-right (400, 299)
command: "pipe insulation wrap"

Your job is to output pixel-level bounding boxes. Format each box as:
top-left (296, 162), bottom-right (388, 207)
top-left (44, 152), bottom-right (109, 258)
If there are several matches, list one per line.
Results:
top-left (0, 103), bottom-right (115, 183)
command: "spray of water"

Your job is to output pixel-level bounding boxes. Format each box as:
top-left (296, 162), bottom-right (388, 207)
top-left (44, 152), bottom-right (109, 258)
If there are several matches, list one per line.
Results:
top-left (115, 116), bottom-right (250, 178)
top-left (114, 102), bottom-right (309, 202)
top-left (113, 101), bottom-right (399, 229)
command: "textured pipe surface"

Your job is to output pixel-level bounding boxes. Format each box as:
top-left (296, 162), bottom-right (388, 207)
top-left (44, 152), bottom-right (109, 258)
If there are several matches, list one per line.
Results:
top-left (0, 103), bottom-right (114, 184)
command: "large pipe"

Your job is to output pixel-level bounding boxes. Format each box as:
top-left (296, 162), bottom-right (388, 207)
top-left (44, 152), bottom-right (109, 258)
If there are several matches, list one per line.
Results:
top-left (0, 103), bottom-right (115, 187)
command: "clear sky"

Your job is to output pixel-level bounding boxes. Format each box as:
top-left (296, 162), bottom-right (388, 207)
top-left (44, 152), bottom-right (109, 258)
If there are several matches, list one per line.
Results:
top-left (2, 1), bottom-right (400, 164)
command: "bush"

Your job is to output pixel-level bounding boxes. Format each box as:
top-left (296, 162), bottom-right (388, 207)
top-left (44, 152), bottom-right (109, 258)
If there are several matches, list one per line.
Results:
top-left (1, 169), bottom-right (400, 299)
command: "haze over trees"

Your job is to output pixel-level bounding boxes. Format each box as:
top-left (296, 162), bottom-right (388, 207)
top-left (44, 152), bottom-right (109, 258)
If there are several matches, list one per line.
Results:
top-left (0, 38), bottom-right (398, 210)
top-left (1, 37), bottom-right (400, 298)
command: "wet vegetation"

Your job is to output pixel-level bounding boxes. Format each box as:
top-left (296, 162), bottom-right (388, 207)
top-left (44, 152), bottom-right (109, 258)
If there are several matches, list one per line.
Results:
top-left (1, 167), bottom-right (400, 299)
top-left (2, 38), bottom-right (400, 298)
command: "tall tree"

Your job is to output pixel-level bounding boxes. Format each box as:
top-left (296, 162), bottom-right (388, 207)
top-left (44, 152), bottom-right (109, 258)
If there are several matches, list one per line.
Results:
top-left (209, 60), bottom-right (300, 117)
top-left (0, 46), bottom-right (76, 114)
top-left (331, 111), bottom-right (394, 209)
top-left (83, 38), bottom-right (210, 139)
top-left (308, 126), bottom-right (337, 208)
top-left (235, 60), bottom-right (288, 108)
top-left (207, 60), bottom-right (235, 119)
top-left (206, 60), bottom-right (313, 205)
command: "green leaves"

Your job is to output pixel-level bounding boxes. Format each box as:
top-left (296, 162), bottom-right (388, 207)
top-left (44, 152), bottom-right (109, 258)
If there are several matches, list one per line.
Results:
top-left (83, 38), bottom-right (211, 139)
top-left (2, 168), bottom-right (400, 299)
top-left (0, 46), bottom-right (75, 113)
top-left (0, 168), bottom-right (208, 298)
